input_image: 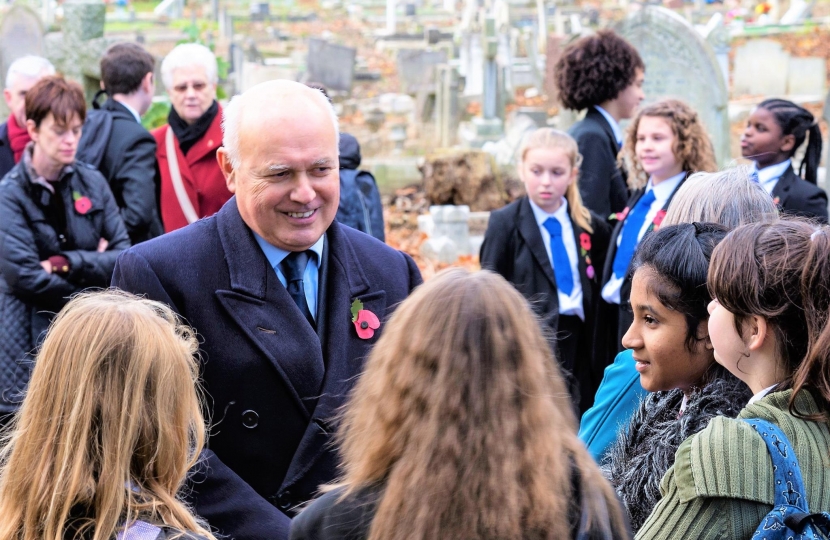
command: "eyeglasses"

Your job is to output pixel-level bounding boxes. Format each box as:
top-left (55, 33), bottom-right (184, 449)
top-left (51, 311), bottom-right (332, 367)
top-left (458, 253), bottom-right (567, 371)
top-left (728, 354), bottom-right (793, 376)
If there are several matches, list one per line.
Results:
top-left (172, 81), bottom-right (208, 93)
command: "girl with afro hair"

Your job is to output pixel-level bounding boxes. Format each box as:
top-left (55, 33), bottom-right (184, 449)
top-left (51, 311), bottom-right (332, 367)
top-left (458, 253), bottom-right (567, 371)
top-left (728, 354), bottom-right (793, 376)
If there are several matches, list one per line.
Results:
top-left (554, 30), bottom-right (644, 219)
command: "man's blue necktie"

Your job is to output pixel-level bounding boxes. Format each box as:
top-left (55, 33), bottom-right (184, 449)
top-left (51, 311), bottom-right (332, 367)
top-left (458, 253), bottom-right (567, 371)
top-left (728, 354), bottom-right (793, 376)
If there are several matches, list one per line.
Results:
top-left (612, 190), bottom-right (657, 278)
top-left (281, 250), bottom-right (315, 329)
top-left (750, 170), bottom-right (759, 183)
top-left (543, 217), bottom-right (574, 296)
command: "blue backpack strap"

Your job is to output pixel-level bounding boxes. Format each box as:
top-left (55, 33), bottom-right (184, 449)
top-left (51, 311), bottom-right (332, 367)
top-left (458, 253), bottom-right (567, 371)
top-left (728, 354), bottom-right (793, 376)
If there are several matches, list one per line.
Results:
top-left (744, 419), bottom-right (809, 511)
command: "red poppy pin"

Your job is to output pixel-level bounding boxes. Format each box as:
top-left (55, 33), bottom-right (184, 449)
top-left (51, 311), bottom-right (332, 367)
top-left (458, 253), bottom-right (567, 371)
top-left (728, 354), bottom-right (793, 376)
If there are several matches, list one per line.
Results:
top-left (652, 209), bottom-right (667, 229)
top-left (773, 196), bottom-right (781, 207)
top-left (351, 298), bottom-right (380, 339)
top-left (579, 232), bottom-right (595, 279)
top-left (609, 207), bottom-right (630, 222)
top-left (72, 191), bottom-right (92, 215)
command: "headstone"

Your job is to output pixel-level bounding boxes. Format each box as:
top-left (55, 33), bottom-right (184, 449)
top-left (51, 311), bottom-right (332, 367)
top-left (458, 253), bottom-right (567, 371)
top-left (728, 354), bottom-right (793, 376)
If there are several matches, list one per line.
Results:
top-left (780, 0), bottom-right (810, 23)
top-left (386, 0), bottom-right (396, 33)
top-left (396, 48), bottom-right (447, 94)
top-left (702, 13), bottom-right (730, 90)
top-left (419, 205), bottom-right (472, 263)
top-left (306, 38), bottom-right (356, 92)
top-left (435, 63), bottom-right (460, 147)
top-left (732, 39), bottom-right (789, 97)
top-left (787, 57), bottom-right (825, 96)
top-left (44, 0), bottom-right (111, 103)
top-left (616, 6), bottom-right (730, 164)
top-left (544, 34), bottom-right (564, 103)
top-left (0, 5), bottom-right (46, 92)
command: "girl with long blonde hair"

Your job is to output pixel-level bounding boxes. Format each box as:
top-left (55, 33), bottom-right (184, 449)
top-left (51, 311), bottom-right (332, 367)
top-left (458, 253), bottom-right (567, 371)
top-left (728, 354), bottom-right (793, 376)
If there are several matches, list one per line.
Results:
top-left (481, 128), bottom-right (612, 413)
top-left (0, 290), bottom-right (215, 540)
top-left (291, 269), bottom-right (630, 540)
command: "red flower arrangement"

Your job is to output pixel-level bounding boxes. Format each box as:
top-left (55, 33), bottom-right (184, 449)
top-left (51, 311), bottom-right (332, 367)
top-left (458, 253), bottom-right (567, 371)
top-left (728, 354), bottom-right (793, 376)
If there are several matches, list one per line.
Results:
top-left (351, 298), bottom-right (380, 339)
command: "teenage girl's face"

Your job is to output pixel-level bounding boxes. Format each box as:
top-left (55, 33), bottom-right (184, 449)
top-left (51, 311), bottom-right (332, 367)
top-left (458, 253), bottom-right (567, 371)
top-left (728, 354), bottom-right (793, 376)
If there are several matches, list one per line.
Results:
top-left (707, 298), bottom-right (749, 383)
top-left (635, 116), bottom-right (684, 184)
top-left (519, 147), bottom-right (577, 214)
top-left (622, 267), bottom-right (714, 393)
top-left (740, 107), bottom-right (794, 169)
top-left (615, 68), bottom-right (646, 120)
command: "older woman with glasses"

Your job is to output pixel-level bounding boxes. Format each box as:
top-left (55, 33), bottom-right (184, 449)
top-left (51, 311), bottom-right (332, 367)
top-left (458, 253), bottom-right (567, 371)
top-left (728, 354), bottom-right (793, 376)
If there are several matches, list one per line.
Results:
top-left (155, 42), bottom-right (231, 232)
top-left (0, 75), bottom-right (129, 427)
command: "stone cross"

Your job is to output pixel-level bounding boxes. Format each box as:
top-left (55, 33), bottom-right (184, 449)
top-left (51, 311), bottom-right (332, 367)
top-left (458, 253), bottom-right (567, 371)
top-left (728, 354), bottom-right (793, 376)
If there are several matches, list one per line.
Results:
top-left (44, 0), bottom-right (111, 102)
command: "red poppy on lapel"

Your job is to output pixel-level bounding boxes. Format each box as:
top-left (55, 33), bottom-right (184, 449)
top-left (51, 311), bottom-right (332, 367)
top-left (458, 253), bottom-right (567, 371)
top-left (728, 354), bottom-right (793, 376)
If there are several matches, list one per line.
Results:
top-left (351, 298), bottom-right (380, 339)
top-left (609, 207), bottom-right (630, 222)
top-left (72, 191), bottom-right (92, 215)
top-left (652, 209), bottom-right (667, 229)
top-left (579, 232), bottom-right (595, 280)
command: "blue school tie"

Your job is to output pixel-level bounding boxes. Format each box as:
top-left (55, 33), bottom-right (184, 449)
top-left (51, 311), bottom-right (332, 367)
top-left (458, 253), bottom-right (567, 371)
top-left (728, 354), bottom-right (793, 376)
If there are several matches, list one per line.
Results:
top-left (280, 250), bottom-right (316, 329)
top-left (543, 218), bottom-right (574, 296)
top-left (612, 190), bottom-right (657, 278)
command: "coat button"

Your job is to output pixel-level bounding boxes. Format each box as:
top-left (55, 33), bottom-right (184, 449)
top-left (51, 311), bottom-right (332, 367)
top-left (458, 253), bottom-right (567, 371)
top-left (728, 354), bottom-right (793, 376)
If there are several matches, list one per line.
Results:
top-left (241, 409), bottom-right (259, 429)
top-left (277, 491), bottom-right (292, 511)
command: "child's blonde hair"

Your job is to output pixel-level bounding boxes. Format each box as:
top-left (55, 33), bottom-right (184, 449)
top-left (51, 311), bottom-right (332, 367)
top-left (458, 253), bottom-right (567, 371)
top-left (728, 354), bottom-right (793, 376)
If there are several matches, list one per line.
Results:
top-left (518, 128), bottom-right (593, 233)
top-left (0, 290), bottom-right (214, 540)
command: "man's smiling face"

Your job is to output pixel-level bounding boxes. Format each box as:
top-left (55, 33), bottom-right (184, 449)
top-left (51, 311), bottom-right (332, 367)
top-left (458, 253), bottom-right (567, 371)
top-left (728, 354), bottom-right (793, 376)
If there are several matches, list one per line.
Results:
top-left (222, 93), bottom-right (340, 252)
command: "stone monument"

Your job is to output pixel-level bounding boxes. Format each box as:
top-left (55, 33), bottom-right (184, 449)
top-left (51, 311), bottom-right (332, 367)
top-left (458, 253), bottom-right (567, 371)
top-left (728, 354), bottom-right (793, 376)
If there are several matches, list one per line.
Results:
top-left (0, 5), bottom-right (46, 118)
top-left (44, 0), bottom-right (111, 102)
top-left (615, 6), bottom-right (730, 164)
top-left (306, 38), bottom-right (356, 92)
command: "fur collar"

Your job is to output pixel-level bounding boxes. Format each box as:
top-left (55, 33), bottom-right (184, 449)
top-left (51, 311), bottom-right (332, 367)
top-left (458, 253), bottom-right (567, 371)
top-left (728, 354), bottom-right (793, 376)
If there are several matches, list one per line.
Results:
top-left (603, 373), bottom-right (752, 532)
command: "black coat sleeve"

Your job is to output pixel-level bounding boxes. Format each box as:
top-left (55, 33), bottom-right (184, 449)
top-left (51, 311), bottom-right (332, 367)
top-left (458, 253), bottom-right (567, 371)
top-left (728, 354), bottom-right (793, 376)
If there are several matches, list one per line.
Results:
top-left (63, 178), bottom-right (131, 288)
top-left (0, 187), bottom-right (76, 312)
top-left (574, 130), bottom-right (619, 218)
top-left (479, 210), bottom-right (513, 278)
top-left (108, 129), bottom-right (160, 240)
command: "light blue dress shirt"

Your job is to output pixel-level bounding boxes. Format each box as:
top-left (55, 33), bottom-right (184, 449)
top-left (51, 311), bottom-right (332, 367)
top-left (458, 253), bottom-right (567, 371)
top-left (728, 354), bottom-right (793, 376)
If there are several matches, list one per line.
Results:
top-left (752, 159), bottom-right (791, 195)
top-left (253, 232), bottom-right (326, 321)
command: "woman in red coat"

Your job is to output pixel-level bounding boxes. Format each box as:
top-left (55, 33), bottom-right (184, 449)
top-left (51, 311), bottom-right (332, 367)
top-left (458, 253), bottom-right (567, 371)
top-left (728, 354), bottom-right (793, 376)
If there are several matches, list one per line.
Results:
top-left (155, 43), bottom-right (231, 233)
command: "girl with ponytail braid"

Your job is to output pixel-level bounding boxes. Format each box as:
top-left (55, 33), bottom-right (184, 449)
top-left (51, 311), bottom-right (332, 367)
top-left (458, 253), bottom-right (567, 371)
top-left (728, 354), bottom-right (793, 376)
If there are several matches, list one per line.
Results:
top-left (740, 98), bottom-right (828, 221)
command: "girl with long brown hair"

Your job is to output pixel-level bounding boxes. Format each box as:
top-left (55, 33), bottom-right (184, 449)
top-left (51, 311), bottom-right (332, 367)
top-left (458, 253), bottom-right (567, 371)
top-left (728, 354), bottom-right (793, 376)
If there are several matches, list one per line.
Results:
top-left (637, 220), bottom-right (830, 538)
top-left (291, 268), bottom-right (630, 540)
top-left (0, 290), bottom-right (215, 540)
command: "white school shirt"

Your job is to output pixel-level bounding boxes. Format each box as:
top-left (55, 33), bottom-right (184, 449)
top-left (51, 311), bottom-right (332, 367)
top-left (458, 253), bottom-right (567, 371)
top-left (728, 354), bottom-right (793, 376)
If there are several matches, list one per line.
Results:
top-left (594, 105), bottom-right (623, 147)
top-left (529, 198), bottom-right (584, 321)
top-left (601, 172), bottom-right (686, 304)
top-left (753, 159), bottom-right (791, 195)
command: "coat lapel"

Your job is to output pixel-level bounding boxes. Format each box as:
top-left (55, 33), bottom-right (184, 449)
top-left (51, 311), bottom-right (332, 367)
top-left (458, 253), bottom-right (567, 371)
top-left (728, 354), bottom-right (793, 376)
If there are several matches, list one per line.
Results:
top-left (571, 221), bottom-right (593, 313)
top-left (517, 197), bottom-right (557, 291)
top-left (771, 166), bottom-right (795, 208)
top-left (213, 198), bottom-right (324, 419)
top-left (184, 105), bottom-right (224, 164)
top-left (586, 107), bottom-right (620, 156)
top-left (602, 189), bottom-right (642, 285)
top-left (280, 221), bottom-right (384, 491)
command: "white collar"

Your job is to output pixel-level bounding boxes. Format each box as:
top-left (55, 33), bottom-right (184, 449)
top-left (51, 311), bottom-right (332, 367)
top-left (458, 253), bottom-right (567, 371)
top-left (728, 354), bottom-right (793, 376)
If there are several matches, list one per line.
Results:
top-left (747, 384), bottom-right (778, 405)
top-left (646, 172), bottom-right (686, 203)
top-left (754, 159), bottom-right (791, 186)
top-left (529, 197), bottom-right (570, 227)
top-left (594, 105), bottom-right (623, 146)
top-left (117, 100), bottom-right (142, 123)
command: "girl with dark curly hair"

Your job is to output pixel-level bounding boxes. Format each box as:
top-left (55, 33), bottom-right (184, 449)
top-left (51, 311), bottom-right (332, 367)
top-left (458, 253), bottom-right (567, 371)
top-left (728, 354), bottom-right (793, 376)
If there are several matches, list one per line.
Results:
top-left (740, 98), bottom-right (827, 222)
top-left (554, 30), bottom-right (644, 218)
top-left (601, 99), bottom-right (717, 355)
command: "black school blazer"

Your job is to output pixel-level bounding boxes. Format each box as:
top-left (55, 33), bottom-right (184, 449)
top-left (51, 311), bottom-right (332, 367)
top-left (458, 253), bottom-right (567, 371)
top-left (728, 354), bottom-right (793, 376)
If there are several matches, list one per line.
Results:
top-left (479, 196), bottom-right (611, 371)
top-left (568, 108), bottom-right (629, 218)
top-left (771, 166), bottom-right (828, 222)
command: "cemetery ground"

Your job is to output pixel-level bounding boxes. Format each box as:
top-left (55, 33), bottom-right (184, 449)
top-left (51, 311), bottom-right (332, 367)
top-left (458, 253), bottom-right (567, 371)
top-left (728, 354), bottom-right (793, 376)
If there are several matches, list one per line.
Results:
top-left (5, 0), bottom-right (830, 275)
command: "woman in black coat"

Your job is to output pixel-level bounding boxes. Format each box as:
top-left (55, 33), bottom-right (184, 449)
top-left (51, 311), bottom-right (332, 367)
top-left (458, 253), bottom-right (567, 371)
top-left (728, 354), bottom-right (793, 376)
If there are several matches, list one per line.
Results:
top-left (0, 75), bottom-right (129, 419)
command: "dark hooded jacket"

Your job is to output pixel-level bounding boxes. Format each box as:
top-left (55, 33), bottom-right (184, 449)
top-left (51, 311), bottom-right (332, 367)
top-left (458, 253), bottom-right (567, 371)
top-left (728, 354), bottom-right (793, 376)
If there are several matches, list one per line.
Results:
top-left (603, 368), bottom-right (752, 532)
top-left (0, 157), bottom-right (130, 413)
top-left (336, 133), bottom-right (384, 242)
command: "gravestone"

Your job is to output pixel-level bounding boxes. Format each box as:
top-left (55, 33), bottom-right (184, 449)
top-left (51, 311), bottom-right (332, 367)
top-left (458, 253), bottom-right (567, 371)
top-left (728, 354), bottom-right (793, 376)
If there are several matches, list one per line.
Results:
top-left (397, 48), bottom-right (447, 94)
top-left (787, 57), bottom-right (825, 96)
top-left (44, 0), bottom-right (111, 102)
top-left (306, 38), bottom-right (356, 92)
top-left (0, 6), bottom-right (45, 96)
top-left (732, 39), bottom-right (789, 97)
top-left (616, 6), bottom-right (730, 164)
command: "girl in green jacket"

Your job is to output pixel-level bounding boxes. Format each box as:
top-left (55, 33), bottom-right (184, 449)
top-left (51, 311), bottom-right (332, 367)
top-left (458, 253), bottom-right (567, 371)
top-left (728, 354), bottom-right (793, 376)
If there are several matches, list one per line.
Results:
top-left (637, 219), bottom-right (830, 539)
